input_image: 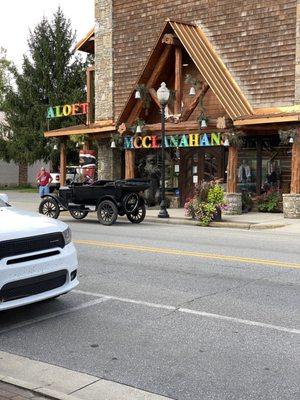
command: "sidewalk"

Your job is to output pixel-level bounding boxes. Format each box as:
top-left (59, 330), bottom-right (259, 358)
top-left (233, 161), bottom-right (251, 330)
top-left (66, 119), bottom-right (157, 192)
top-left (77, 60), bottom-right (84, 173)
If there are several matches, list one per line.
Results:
top-left (0, 351), bottom-right (173, 400)
top-left (146, 208), bottom-right (300, 231)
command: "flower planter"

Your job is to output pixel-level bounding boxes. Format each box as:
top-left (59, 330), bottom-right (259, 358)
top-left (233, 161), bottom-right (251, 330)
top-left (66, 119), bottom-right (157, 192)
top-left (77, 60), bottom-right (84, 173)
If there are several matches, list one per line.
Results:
top-left (212, 207), bottom-right (222, 222)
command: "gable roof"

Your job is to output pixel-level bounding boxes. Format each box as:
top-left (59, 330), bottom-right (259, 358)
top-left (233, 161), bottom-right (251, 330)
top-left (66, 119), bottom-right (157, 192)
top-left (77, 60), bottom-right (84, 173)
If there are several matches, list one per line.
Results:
top-left (76, 28), bottom-right (94, 54)
top-left (169, 20), bottom-right (253, 119)
top-left (117, 19), bottom-right (253, 123)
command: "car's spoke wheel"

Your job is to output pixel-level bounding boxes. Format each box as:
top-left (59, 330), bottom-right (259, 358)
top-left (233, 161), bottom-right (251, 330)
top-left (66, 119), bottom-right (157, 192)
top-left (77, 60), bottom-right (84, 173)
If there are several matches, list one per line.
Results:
top-left (39, 198), bottom-right (60, 219)
top-left (69, 210), bottom-right (89, 220)
top-left (126, 204), bottom-right (146, 224)
top-left (97, 200), bottom-right (118, 225)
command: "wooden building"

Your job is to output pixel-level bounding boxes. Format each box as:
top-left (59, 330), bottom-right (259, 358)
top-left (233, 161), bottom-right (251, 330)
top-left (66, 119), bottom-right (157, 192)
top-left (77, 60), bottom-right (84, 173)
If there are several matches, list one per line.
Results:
top-left (45, 0), bottom-right (300, 217)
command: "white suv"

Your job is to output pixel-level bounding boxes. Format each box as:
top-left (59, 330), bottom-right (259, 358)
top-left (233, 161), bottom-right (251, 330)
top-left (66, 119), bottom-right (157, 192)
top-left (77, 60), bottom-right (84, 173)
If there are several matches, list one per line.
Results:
top-left (0, 193), bottom-right (78, 311)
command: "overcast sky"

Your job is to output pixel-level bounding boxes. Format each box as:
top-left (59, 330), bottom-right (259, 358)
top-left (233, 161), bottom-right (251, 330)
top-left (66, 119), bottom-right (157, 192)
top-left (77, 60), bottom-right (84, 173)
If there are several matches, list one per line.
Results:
top-left (0, 0), bottom-right (94, 68)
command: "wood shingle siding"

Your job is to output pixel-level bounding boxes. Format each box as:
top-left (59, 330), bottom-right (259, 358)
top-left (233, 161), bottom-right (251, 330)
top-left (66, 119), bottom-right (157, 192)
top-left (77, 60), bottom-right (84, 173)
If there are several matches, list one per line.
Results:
top-left (113, 0), bottom-right (296, 118)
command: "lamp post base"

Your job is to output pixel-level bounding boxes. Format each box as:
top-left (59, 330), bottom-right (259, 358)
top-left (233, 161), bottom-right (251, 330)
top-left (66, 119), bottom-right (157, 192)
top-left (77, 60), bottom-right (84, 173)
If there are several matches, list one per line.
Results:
top-left (158, 200), bottom-right (169, 218)
top-left (158, 207), bottom-right (170, 218)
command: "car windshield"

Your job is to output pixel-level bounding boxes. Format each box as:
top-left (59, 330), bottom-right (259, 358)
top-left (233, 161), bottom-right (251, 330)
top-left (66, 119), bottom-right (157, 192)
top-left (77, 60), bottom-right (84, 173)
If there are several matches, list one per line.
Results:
top-left (0, 198), bottom-right (8, 207)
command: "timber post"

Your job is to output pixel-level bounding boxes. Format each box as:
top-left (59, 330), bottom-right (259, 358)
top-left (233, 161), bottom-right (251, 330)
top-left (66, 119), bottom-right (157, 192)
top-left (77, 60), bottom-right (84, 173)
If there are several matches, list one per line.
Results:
top-left (290, 128), bottom-right (300, 194)
top-left (125, 150), bottom-right (135, 179)
top-left (60, 139), bottom-right (67, 187)
top-left (283, 128), bottom-right (300, 218)
top-left (174, 46), bottom-right (182, 115)
top-left (226, 146), bottom-right (238, 193)
top-left (224, 145), bottom-right (242, 215)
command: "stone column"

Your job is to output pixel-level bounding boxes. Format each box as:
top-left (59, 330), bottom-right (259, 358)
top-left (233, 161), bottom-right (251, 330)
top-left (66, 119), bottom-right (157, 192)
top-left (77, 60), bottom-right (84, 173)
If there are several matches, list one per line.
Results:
top-left (97, 140), bottom-right (122, 180)
top-left (283, 129), bottom-right (300, 218)
top-left (94, 0), bottom-right (113, 121)
top-left (224, 146), bottom-right (242, 215)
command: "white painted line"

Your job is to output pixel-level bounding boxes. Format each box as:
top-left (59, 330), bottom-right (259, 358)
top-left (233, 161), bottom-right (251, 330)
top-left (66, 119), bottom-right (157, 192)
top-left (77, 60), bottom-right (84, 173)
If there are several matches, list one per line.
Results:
top-left (0, 297), bottom-right (109, 335)
top-left (75, 289), bottom-right (175, 311)
top-left (74, 289), bottom-right (300, 335)
top-left (178, 308), bottom-right (300, 335)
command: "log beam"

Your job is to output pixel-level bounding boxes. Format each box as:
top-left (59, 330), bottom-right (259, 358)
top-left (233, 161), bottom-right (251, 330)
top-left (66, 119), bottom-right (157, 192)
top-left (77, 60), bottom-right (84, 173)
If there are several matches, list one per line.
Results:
top-left (125, 150), bottom-right (135, 179)
top-left (174, 46), bottom-right (183, 115)
top-left (148, 88), bottom-right (161, 109)
top-left (128, 45), bottom-right (172, 124)
top-left (181, 83), bottom-right (209, 121)
top-left (226, 146), bottom-right (238, 193)
top-left (60, 139), bottom-right (67, 187)
top-left (290, 129), bottom-right (300, 194)
top-left (145, 119), bottom-right (223, 132)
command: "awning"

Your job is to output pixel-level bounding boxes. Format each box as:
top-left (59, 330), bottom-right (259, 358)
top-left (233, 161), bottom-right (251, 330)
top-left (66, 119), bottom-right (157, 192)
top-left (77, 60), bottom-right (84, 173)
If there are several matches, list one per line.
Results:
top-left (44, 120), bottom-right (115, 138)
top-left (234, 112), bottom-right (300, 126)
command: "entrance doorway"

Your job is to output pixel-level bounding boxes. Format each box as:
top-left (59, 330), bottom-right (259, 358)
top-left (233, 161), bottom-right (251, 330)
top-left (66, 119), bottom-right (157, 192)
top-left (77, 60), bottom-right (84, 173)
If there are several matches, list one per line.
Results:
top-left (179, 147), bottom-right (226, 205)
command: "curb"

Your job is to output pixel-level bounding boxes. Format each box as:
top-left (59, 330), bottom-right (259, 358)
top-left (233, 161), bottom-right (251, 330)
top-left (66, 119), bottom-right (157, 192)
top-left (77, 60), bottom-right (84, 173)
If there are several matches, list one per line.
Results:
top-left (0, 376), bottom-right (77, 400)
top-left (0, 351), bottom-right (174, 400)
top-left (145, 216), bottom-right (286, 230)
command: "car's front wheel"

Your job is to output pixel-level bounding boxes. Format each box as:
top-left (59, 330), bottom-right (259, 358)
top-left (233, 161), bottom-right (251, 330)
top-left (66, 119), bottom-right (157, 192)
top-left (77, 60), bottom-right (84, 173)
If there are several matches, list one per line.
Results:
top-left (39, 198), bottom-right (60, 219)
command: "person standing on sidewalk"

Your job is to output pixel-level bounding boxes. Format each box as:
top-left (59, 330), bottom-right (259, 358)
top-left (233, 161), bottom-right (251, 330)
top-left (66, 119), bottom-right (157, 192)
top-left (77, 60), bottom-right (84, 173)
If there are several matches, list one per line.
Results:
top-left (36, 167), bottom-right (53, 197)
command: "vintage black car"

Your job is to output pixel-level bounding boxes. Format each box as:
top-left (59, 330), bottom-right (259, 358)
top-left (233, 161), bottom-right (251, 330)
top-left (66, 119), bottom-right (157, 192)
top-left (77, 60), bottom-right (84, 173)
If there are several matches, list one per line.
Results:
top-left (38, 179), bottom-right (150, 225)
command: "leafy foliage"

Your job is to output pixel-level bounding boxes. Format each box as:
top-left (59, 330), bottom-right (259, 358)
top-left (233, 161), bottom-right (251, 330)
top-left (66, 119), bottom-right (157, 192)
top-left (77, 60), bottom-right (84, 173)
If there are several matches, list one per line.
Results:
top-left (184, 180), bottom-right (226, 226)
top-left (0, 8), bottom-right (89, 165)
top-left (0, 48), bottom-right (11, 109)
top-left (257, 189), bottom-right (282, 212)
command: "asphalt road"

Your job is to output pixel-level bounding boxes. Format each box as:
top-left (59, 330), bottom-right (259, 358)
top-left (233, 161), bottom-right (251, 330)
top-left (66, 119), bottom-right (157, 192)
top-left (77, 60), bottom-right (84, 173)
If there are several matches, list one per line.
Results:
top-left (1, 192), bottom-right (300, 400)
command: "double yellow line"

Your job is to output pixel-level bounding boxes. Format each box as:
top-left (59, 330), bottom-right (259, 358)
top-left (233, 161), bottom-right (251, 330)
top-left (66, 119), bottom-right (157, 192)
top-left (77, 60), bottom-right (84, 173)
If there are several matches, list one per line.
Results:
top-left (74, 239), bottom-right (300, 270)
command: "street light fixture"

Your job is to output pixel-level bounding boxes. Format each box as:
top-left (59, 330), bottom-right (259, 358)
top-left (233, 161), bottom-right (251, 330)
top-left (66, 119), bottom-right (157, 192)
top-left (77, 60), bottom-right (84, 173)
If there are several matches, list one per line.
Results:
top-left (157, 82), bottom-right (170, 218)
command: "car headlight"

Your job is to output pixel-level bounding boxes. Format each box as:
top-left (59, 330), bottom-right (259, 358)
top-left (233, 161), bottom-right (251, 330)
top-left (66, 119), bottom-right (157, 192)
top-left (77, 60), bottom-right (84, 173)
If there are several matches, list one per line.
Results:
top-left (62, 227), bottom-right (72, 245)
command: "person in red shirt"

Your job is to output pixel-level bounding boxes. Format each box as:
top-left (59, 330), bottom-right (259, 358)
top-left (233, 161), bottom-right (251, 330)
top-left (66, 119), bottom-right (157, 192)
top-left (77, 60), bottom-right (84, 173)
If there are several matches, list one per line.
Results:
top-left (36, 167), bottom-right (53, 197)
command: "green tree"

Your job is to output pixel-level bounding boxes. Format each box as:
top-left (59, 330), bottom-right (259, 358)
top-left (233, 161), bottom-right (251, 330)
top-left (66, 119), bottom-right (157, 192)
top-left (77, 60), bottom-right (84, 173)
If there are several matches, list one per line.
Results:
top-left (0, 7), bottom-right (89, 165)
top-left (0, 48), bottom-right (11, 109)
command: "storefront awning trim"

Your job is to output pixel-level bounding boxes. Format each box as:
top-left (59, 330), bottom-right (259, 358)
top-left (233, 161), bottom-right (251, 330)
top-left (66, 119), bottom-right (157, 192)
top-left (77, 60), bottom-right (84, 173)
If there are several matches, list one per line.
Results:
top-left (44, 120), bottom-right (115, 138)
top-left (233, 113), bottom-right (300, 126)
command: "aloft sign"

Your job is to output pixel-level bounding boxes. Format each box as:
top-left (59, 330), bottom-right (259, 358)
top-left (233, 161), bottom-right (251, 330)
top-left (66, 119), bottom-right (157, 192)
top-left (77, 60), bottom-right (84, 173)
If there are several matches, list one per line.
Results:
top-left (47, 103), bottom-right (89, 119)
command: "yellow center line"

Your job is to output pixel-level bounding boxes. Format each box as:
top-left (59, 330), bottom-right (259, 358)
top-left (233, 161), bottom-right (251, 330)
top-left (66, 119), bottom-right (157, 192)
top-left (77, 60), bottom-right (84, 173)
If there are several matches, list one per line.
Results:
top-left (73, 239), bottom-right (300, 270)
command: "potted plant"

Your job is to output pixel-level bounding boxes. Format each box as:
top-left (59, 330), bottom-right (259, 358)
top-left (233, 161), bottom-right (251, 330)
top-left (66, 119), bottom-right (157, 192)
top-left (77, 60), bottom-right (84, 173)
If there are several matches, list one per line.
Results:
top-left (184, 180), bottom-right (226, 226)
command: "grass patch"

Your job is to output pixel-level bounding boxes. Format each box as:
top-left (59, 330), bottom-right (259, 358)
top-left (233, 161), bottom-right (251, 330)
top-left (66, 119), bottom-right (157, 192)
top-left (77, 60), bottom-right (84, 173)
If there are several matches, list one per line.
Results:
top-left (0, 185), bottom-right (37, 193)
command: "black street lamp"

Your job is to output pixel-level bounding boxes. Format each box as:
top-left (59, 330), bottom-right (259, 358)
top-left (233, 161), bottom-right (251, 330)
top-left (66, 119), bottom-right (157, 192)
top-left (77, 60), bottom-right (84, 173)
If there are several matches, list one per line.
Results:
top-left (157, 82), bottom-right (170, 218)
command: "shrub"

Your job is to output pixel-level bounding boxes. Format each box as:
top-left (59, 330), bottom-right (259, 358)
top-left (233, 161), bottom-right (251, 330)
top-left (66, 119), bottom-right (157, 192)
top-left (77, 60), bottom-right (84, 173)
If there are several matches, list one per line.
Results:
top-left (257, 189), bottom-right (282, 212)
top-left (184, 180), bottom-right (225, 226)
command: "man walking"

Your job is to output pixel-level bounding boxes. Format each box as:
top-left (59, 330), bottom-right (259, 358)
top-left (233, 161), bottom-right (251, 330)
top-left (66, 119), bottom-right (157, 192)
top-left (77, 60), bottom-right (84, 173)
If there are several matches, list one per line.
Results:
top-left (37, 167), bottom-right (53, 197)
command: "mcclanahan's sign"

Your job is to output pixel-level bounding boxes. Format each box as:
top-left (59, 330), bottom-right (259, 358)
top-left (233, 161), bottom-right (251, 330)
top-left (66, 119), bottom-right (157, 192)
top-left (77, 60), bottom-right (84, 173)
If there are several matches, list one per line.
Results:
top-left (123, 132), bottom-right (223, 149)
